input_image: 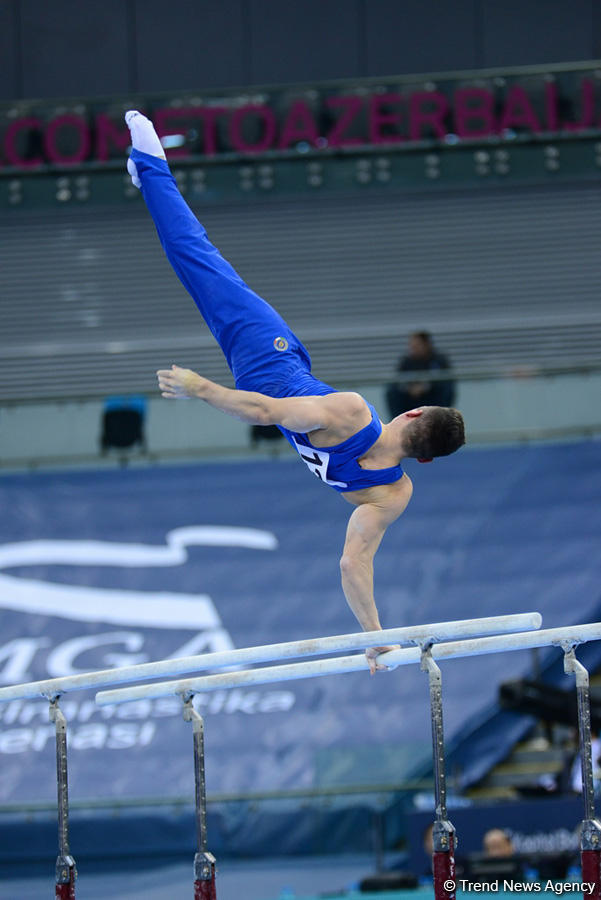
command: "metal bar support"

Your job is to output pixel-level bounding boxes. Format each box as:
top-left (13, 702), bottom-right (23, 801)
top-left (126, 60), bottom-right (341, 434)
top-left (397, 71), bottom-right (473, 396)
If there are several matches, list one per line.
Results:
top-left (49, 697), bottom-right (77, 900)
top-left (421, 645), bottom-right (456, 900)
top-left (563, 647), bottom-right (601, 896)
top-left (183, 697), bottom-right (217, 900)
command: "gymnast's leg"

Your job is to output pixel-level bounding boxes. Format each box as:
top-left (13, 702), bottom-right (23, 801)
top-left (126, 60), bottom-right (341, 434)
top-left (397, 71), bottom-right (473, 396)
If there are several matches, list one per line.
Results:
top-left (125, 110), bottom-right (309, 388)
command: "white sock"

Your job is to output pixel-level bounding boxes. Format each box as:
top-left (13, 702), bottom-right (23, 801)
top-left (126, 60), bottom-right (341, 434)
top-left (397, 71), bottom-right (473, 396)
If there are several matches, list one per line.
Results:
top-left (125, 110), bottom-right (166, 159)
top-left (127, 157), bottom-right (141, 189)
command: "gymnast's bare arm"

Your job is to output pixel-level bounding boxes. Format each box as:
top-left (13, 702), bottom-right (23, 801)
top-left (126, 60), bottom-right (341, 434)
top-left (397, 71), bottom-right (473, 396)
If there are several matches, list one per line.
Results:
top-left (156, 365), bottom-right (370, 438)
top-left (158, 364), bottom-right (411, 675)
top-left (339, 476), bottom-right (413, 673)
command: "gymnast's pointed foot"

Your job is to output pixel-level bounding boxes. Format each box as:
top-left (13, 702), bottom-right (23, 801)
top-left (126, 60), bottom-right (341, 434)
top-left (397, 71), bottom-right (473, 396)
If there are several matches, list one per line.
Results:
top-left (125, 110), bottom-right (166, 187)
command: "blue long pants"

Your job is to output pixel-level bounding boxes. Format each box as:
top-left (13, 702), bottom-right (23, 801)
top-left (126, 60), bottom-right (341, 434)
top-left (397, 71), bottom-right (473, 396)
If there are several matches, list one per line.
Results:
top-left (132, 148), bottom-right (335, 400)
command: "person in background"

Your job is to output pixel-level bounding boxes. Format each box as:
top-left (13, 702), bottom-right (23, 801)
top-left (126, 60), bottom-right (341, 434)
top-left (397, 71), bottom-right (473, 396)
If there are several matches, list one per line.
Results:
top-left (386, 331), bottom-right (455, 419)
top-left (482, 828), bottom-right (515, 857)
top-left (570, 731), bottom-right (601, 793)
top-left (421, 823), bottom-right (434, 878)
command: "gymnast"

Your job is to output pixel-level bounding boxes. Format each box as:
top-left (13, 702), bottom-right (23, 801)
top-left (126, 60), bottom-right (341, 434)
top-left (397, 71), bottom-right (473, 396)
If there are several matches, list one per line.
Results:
top-left (125, 111), bottom-right (465, 673)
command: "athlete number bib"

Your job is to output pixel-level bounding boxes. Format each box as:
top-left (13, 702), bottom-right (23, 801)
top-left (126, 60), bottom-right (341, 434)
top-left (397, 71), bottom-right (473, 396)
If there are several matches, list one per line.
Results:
top-left (292, 438), bottom-right (348, 488)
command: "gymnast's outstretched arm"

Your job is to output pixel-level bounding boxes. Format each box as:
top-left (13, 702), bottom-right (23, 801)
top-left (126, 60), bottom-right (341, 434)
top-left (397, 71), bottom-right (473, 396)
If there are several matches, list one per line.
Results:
top-left (157, 364), bottom-right (334, 432)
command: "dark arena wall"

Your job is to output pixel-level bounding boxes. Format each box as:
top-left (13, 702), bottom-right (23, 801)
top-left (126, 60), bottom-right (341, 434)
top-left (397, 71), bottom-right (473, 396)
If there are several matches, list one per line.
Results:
top-left (2, 0), bottom-right (600, 102)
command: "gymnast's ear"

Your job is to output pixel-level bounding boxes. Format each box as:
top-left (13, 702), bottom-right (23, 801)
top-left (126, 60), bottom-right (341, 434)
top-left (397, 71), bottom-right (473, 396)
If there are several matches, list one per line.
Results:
top-left (418, 458), bottom-right (433, 463)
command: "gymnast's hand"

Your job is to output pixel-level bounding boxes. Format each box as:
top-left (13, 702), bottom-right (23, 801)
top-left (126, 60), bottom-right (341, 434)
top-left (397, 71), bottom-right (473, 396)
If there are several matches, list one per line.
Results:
top-left (365, 645), bottom-right (400, 675)
top-left (157, 365), bottom-right (200, 398)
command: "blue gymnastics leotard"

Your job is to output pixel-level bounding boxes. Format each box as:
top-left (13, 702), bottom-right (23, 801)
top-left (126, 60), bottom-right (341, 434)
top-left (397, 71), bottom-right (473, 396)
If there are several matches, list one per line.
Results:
top-left (132, 149), bottom-right (403, 493)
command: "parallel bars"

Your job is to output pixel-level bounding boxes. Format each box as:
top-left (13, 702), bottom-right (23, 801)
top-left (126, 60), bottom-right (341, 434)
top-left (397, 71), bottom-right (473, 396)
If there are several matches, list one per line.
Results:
top-left (2, 614), bottom-right (601, 899)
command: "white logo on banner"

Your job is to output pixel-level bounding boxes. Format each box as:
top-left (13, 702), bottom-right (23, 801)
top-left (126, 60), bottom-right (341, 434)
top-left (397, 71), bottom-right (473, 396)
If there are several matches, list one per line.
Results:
top-left (0, 526), bottom-right (278, 682)
top-left (0, 526), bottom-right (277, 629)
top-left (0, 526), bottom-right (297, 755)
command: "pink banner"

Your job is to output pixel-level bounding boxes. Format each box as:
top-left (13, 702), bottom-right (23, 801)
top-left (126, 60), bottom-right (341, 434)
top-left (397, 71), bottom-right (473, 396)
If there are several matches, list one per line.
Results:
top-left (0, 77), bottom-right (599, 168)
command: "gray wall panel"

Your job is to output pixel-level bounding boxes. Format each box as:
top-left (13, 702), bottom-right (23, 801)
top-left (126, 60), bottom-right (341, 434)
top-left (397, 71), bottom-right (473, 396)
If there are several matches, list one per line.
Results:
top-left (19, 0), bottom-right (130, 98)
top-left (135, 0), bottom-right (248, 93)
top-left (481, 0), bottom-right (595, 67)
top-left (2, 181), bottom-right (601, 399)
top-left (0, 0), bottom-right (20, 100)
top-left (249, 0), bottom-right (361, 85)
top-left (365, 0), bottom-right (479, 77)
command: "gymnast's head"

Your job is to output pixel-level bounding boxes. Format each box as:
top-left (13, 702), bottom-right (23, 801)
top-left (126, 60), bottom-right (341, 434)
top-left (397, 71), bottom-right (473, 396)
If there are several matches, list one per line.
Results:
top-left (397, 406), bottom-right (465, 462)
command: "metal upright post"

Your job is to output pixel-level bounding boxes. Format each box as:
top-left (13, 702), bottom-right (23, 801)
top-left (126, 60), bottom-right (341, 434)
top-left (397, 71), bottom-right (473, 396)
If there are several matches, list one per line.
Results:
top-left (183, 696), bottom-right (217, 900)
top-left (563, 647), bottom-right (601, 897)
top-left (49, 697), bottom-right (77, 900)
top-left (421, 645), bottom-right (456, 900)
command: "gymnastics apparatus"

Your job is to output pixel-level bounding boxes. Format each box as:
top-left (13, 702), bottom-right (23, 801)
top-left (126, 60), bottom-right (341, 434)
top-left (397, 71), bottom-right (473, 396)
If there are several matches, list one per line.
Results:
top-left (1, 613), bottom-right (600, 900)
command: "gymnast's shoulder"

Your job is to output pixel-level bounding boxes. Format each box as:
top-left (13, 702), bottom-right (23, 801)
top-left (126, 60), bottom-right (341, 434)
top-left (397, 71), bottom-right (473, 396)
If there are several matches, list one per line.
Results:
top-left (342, 472), bottom-right (413, 513)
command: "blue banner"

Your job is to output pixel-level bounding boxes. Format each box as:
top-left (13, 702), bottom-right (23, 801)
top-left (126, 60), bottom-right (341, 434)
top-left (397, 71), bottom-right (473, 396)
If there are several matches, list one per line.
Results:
top-left (0, 441), bottom-right (599, 810)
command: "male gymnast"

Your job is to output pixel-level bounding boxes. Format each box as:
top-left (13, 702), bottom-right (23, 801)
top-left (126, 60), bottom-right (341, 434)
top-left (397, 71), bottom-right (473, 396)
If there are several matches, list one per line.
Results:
top-left (125, 111), bottom-right (465, 673)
